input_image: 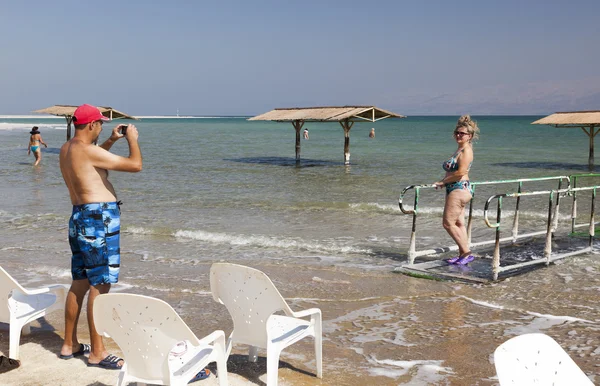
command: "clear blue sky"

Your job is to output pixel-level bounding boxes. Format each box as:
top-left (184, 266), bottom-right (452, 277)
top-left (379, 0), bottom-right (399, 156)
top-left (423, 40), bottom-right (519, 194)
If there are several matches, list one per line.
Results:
top-left (1, 0), bottom-right (599, 116)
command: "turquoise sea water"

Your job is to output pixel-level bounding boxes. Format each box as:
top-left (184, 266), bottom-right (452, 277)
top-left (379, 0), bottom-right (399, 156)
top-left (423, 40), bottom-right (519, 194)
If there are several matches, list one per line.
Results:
top-left (2, 115), bottom-right (600, 384)
top-left (0, 115), bottom-right (595, 266)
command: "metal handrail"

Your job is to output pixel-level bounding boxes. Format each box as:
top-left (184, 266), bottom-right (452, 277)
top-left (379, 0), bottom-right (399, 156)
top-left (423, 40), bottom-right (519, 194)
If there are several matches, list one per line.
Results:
top-left (569, 173), bottom-right (600, 233)
top-left (398, 175), bottom-right (571, 263)
top-left (483, 186), bottom-right (599, 280)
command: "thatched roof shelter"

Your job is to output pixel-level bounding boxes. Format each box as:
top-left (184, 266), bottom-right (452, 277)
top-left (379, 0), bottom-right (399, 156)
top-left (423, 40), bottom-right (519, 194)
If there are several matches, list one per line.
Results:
top-left (532, 111), bottom-right (600, 170)
top-left (249, 106), bottom-right (405, 164)
top-left (33, 104), bottom-right (138, 141)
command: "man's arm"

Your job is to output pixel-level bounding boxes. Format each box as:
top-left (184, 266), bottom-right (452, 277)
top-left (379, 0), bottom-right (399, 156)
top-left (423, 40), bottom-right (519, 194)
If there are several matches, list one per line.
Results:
top-left (99, 124), bottom-right (125, 151)
top-left (91, 125), bottom-right (142, 172)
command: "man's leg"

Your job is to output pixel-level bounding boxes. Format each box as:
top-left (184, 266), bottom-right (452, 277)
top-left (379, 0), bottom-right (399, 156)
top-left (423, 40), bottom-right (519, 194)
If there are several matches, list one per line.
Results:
top-left (87, 283), bottom-right (122, 367)
top-left (60, 279), bottom-right (89, 357)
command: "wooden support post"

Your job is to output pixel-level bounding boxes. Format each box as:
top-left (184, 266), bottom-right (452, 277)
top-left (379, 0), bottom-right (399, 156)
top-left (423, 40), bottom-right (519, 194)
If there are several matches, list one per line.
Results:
top-left (66, 116), bottom-right (73, 141)
top-left (339, 119), bottom-right (354, 165)
top-left (583, 125), bottom-right (599, 171)
top-left (292, 120), bottom-right (304, 163)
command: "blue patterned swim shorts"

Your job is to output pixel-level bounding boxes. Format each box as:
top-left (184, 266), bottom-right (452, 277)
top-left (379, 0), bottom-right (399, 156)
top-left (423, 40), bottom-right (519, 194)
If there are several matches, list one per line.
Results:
top-left (69, 202), bottom-right (121, 285)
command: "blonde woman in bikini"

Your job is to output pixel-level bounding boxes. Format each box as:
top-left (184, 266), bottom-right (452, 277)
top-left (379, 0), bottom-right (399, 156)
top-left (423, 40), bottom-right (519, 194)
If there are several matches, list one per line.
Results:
top-left (434, 115), bottom-right (480, 265)
top-left (28, 126), bottom-right (48, 166)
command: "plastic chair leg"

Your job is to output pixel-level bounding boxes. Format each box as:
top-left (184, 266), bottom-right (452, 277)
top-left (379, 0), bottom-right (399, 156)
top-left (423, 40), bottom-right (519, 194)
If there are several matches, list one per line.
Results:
top-left (9, 320), bottom-right (22, 359)
top-left (248, 345), bottom-right (258, 362)
top-left (266, 347), bottom-right (281, 386)
top-left (315, 335), bottom-right (323, 378)
top-left (216, 355), bottom-right (229, 386)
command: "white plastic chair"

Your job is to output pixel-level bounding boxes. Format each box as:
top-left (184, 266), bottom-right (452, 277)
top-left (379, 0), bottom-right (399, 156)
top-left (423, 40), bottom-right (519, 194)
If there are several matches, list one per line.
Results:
top-left (0, 266), bottom-right (67, 359)
top-left (210, 263), bottom-right (322, 386)
top-left (494, 333), bottom-right (593, 386)
top-left (94, 293), bottom-right (229, 386)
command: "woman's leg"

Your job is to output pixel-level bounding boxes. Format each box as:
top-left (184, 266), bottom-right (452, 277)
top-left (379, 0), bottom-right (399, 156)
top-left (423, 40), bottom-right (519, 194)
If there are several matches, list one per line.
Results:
top-left (442, 189), bottom-right (472, 256)
top-left (33, 150), bottom-right (41, 166)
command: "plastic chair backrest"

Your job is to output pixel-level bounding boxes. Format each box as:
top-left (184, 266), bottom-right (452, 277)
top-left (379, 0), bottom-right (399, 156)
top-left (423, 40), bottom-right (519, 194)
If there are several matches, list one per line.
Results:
top-left (494, 333), bottom-right (593, 386)
top-left (94, 293), bottom-right (200, 383)
top-left (210, 263), bottom-right (293, 348)
top-left (0, 266), bottom-right (24, 323)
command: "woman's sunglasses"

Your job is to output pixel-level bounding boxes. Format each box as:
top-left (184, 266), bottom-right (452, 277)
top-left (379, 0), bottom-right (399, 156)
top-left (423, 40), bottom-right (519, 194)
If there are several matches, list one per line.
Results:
top-left (454, 131), bottom-right (470, 136)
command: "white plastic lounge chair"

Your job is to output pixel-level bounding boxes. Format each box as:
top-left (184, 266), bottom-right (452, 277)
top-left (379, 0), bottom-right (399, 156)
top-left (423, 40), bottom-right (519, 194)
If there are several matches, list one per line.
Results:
top-left (0, 266), bottom-right (67, 359)
top-left (494, 333), bottom-right (593, 386)
top-left (210, 263), bottom-right (322, 386)
top-left (93, 293), bottom-right (228, 386)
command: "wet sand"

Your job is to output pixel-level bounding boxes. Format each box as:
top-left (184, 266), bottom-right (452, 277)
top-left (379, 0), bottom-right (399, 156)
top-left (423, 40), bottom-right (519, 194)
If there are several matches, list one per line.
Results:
top-left (1, 258), bottom-right (599, 385)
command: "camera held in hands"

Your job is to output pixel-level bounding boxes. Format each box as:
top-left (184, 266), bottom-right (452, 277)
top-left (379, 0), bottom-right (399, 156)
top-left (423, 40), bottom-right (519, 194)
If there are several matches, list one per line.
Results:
top-left (119, 125), bottom-right (128, 135)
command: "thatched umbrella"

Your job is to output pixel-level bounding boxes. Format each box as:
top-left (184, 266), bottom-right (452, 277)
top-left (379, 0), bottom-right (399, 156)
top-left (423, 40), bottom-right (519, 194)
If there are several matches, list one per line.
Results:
top-left (33, 105), bottom-right (138, 141)
top-left (532, 111), bottom-right (600, 171)
top-left (249, 106), bottom-right (405, 165)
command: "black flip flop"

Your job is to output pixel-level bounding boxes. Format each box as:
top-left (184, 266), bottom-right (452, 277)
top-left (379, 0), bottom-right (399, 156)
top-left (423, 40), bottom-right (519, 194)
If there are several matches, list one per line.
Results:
top-left (87, 354), bottom-right (124, 370)
top-left (59, 343), bottom-right (91, 359)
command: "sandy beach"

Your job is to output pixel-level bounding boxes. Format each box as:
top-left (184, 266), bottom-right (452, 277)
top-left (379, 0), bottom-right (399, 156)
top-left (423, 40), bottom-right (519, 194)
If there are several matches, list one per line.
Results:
top-left (2, 260), bottom-right (599, 386)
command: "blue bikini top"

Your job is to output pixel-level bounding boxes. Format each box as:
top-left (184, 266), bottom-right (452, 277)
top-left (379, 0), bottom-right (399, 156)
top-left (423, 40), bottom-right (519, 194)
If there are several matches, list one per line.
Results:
top-left (443, 149), bottom-right (472, 172)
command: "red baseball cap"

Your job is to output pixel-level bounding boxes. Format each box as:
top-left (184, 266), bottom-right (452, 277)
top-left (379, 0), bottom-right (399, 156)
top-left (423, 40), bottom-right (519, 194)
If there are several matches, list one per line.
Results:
top-left (73, 104), bottom-right (111, 125)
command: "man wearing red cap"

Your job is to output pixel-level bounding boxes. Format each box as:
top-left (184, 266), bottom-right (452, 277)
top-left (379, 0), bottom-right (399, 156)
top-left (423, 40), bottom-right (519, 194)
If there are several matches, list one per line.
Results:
top-left (59, 104), bottom-right (142, 369)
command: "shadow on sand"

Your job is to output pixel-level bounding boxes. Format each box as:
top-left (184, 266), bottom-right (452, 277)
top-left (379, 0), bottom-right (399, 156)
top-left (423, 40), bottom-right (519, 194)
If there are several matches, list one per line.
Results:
top-left (225, 156), bottom-right (344, 167)
top-left (206, 353), bottom-right (318, 386)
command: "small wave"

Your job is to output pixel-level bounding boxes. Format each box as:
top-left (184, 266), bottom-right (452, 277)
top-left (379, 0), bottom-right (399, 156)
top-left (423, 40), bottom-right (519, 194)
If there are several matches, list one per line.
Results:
top-left (460, 296), bottom-right (595, 323)
top-left (350, 202), bottom-right (399, 214)
top-left (368, 357), bottom-right (454, 380)
top-left (126, 226), bottom-right (158, 235)
top-left (24, 266), bottom-right (71, 280)
top-left (0, 122), bottom-right (65, 131)
top-left (173, 229), bottom-right (372, 254)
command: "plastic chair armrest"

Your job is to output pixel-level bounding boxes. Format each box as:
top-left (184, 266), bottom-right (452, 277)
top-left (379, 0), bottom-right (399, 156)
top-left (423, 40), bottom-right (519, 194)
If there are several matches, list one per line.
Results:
top-left (196, 330), bottom-right (226, 347)
top-left (290, 308), bottom-right (321, 319)
top-left (21, 284), bottom-right (68, 296)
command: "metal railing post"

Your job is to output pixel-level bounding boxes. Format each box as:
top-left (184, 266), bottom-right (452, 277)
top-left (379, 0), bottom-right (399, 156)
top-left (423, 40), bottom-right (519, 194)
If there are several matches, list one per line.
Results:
top-left (511, 182), bottom-right (522, 243)
top-left (544, 191), bottom-right (554, 264)
top-left (589, 187), bottom-right (596, 250)
top-left (552, 178), bottom-right (564, 232)
top-left (572, 175), bottom-right (578, 234)
top-left (408, 187), bottom-right (420, 264)
top-left (491, 196), bottom-right (502, 281)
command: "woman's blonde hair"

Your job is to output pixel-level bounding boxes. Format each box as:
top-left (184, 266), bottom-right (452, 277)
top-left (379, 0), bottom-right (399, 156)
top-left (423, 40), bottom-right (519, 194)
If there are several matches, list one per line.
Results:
top-left (456, 115), bottom-right (479, 141)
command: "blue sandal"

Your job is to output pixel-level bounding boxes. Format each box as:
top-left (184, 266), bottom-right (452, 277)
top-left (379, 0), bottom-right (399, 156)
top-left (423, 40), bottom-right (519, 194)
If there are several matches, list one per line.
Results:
top-left (189, 368), bottom-right (211, 383)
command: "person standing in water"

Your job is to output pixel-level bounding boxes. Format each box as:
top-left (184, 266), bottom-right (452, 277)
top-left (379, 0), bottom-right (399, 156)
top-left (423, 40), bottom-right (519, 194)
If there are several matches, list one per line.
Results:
top-left (304, 128), bottom-right (309, 140)
top-left (59, 104), bottom-right (142, 369)
top-left (27, 126), bottom-right (47, 166)
top-left (369, 128), bottom-right (375, 138)
top-left (434, 115), bottom-right (479, 265)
